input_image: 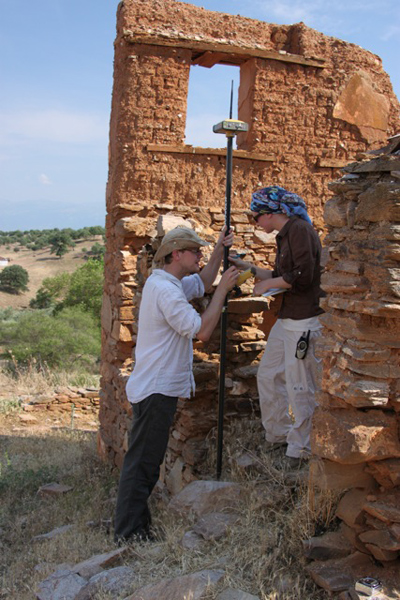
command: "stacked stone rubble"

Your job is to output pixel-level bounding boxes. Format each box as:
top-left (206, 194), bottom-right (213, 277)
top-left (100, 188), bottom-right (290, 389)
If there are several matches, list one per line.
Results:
top-left (310, 135), bottom-right (400, 563)
top-left (21, 387), bottom-right (100, 415)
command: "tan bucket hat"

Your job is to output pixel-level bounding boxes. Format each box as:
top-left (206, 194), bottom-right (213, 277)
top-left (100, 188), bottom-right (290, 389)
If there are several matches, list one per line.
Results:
top-left (153, 227), bottom-right (209, 262)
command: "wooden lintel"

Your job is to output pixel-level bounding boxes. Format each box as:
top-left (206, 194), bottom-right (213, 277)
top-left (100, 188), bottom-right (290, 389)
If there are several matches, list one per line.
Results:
top-left (147, 144), bottom-right (276, 162)
top-left (123, 30), bottom-right (326, 69)
top-left (192, 51), bottom-right (229, 68)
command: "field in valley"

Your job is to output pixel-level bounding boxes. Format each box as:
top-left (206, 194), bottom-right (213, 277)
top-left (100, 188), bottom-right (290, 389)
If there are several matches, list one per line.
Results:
top-left (0, 237), bottom-right (103, 310)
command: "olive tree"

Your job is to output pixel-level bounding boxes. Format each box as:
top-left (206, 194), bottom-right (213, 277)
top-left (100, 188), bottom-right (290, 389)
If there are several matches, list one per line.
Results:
top-left (0, 265), bottom-right (29, 294)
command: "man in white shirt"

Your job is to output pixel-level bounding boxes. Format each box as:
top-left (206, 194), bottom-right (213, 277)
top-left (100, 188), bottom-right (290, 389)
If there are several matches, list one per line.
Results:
top-left (114, 226), bottom-right (238, 543)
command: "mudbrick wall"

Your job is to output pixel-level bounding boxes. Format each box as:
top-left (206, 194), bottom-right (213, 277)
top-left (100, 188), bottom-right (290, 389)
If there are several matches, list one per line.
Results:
top-left (99, 0), bottom-right (400, 490)
top-left (309, 137), bottom-right (400, 564)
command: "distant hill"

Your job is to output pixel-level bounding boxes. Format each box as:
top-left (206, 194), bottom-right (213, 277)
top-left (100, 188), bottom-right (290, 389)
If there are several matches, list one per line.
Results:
top-left (0, 237), bottom-right (104, 310)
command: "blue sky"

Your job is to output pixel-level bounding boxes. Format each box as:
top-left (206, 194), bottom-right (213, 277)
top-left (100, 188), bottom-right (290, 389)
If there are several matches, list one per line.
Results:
top-left (0, 0), bottom-right (399, 232)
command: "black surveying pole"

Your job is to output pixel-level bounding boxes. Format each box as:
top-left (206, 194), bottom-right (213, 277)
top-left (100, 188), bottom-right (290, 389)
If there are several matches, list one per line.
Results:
top-left (213, 84), bottom-right (248, 480)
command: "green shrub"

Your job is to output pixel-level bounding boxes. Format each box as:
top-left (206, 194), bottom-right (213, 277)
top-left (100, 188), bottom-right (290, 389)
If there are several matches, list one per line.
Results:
top-left (48, 232), bottom-right (75, 258)
top-left (30, 261), bottom-right (104, 325)
top-left (1, 307), bottom-right (101, 369)
top-left (88, 242), bottom-right (105, 261)
top-left (30, 272), bottom-right (72, 309)
top-left (30, 242), bottom-right (44, 251)
top-left (0, 265), bottom-right (29, 293)
top-left (29, 288), bottom-right (53, 309)
top-left (60, 259), bottom-right (104, 323)
top-left (44, 272), bottom-right (72, 300)
top-left (0, 307), bottom-right (20, 322)
top-left (87, 226), bottom-right (105, 237)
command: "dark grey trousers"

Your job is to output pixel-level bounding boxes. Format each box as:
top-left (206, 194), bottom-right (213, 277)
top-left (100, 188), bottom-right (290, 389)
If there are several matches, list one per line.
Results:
top-left (114, 393), bottom-right (178, 542)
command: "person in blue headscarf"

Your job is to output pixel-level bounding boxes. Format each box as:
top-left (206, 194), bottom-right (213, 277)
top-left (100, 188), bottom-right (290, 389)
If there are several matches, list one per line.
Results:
top-left (230, 185), bottom-right (324, 468)
top-left (251, 185), bottom-right (312, 224)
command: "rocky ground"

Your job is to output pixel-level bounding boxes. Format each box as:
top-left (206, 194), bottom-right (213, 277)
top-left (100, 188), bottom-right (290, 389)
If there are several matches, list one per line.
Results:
top-left (1, 396), bottom-right (400, 600)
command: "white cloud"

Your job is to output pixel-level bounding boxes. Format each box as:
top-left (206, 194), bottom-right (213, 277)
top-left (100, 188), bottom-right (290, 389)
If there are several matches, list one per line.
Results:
top-left (0, 109), bottom-right (108, 145)
top-left (39, 173), bottom-right (52, 185)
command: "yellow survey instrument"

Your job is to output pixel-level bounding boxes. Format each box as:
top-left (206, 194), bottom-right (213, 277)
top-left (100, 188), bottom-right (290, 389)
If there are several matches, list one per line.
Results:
top-left (236, 267), bottom-right (256, 286)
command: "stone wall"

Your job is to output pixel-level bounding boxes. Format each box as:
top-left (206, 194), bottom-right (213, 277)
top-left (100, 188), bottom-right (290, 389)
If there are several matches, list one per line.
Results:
top-left (310, 136), bottom-right (400, 563)
top-left (21, 387), bottom-right (100, 420)
top-left (99, 0), bottom-right (400, 477)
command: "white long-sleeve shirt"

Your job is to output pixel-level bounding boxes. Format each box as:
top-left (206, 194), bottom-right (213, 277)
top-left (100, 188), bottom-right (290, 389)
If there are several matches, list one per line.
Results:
top-left (125, 269), bottom-right (204, 404)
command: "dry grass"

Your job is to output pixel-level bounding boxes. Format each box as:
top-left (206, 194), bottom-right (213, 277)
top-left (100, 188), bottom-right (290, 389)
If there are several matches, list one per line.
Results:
top-left (0, 365), bottom-right (100, 400)
top-left (0, 395), bottom-right (338, 600)
top-left (0, 426), bottom-right (116, 599)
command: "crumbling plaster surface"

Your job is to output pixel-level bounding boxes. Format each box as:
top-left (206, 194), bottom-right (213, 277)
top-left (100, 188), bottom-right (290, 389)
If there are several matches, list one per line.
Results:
top-left (333, 72), bottom-right (391, 142)
top-left (106, 0), bottom-right (400, 231)
top-left (100, 0), bottom-right (400, 481)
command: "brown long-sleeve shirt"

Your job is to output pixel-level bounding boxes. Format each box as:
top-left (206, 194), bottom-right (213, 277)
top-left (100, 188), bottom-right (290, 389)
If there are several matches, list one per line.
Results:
top-left (272, 216), bottom-right (324, 320)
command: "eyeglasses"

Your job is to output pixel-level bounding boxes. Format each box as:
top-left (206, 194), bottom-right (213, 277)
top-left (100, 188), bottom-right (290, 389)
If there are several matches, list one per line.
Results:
top-left (252, 211), bottom-right (270, 223)
top-left (183, 248), bottom-right (202, 256)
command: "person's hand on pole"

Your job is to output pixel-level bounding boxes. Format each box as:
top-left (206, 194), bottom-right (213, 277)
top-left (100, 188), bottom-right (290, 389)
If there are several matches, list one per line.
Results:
top-left (218, 265), bottom-right (238, 292)
top-left (214, 225), bottom-right (234, 252)
top-left (222, 226), bottom-right (234, 249)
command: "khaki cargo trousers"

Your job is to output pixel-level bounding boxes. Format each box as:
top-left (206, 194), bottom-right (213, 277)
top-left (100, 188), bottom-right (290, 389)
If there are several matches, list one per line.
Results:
top-left (257, 317), bottom-right (322, 459)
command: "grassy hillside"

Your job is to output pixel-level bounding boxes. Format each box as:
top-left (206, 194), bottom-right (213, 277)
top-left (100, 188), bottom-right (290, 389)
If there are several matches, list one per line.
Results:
top-left (0, 237), bottom-right (103, 310)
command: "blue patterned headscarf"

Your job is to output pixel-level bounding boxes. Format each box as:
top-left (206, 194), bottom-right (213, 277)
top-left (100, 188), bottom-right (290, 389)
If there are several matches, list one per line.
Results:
top-left (251, 185), bottom-right (311, 224)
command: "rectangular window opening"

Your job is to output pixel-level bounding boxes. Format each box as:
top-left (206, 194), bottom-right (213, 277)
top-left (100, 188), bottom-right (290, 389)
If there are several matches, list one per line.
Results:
top-left (185, 63), bottom-right (241, 149)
